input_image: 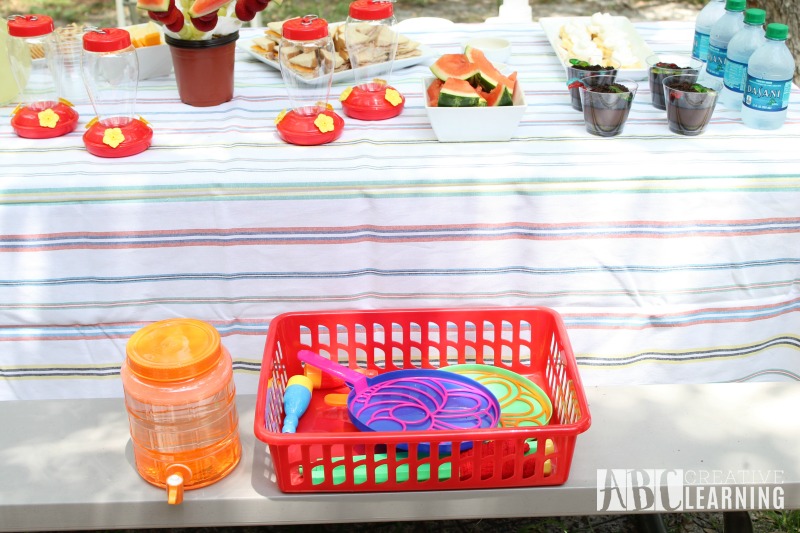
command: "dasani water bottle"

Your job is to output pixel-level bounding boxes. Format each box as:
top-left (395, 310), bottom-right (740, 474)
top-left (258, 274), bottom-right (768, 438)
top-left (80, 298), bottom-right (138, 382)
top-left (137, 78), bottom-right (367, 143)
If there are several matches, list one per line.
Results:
top-left (706, 0), bottom-right (745, 80)
top-left (741, 23), bottom-right (795, 130)
top-left (692, 0), bottom-right (726, 63)
top-left (720, 8), bottom-right (765, 109)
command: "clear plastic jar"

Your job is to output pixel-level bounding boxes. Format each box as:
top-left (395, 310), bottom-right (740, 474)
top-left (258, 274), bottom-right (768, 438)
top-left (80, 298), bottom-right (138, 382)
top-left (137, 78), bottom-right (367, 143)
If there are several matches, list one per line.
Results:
top-left (345, 0), bottom-right (397, 90)
top-left (6, 14), bottom-right (78, 138)
top-left (81, 27), bottom-right (152, 157)
top-left (340, 0), bottom-right (405, 120)
top-left (276, 15), bottom-right (344, 145)
top-left (82, 28), bottom-right (139, 126)
top-left (6, 14), bottom-right (59, 110)
top-left (279, 15), bottom-right (336, 115)
top-left (121, 318), bottom-right (241, 504)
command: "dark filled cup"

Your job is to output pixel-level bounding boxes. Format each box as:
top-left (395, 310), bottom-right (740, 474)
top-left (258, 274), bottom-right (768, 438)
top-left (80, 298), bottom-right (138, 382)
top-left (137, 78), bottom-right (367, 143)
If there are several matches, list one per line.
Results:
top-left (663, 74), bottom-right (721, 136)
top-left (565, 60), bottom-right (619, 111)
top-left (579, 75), bottom-right (638, 137)
top-left (647, 54), bottom-right (701, 110)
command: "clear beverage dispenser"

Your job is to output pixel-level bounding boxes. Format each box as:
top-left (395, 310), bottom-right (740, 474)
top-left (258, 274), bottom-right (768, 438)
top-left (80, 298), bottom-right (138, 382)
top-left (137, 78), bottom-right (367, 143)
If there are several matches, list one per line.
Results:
top-left (340, 0), bottom-right (405, 120)
top-left (121, 318), bottom-right (242, 504)
top-left (6, 14), bottom-right (79, 138)
top-left (275, 15), bottom-right (344, 145)
top-left (82, 28), bottom-right (153, 157)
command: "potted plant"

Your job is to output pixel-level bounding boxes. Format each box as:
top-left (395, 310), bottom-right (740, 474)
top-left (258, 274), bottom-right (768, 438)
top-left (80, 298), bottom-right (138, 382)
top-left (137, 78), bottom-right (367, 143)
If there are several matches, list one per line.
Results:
top-left (137, 0), bottom-right (277, 106)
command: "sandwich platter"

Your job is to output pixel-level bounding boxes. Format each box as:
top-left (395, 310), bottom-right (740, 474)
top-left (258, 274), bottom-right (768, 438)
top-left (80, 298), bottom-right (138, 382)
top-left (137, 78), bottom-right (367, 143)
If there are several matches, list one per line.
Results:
top-left (238, 20), bottom-right (433, 85)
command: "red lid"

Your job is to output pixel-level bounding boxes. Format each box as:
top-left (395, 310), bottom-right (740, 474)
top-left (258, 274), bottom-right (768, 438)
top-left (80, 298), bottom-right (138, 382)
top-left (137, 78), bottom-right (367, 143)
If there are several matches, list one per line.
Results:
top-left (349, 0), bottom-right (393, 20)
top-left (83, 28), bottom-right (132, 53)
top-left (7, 14), bottom-right (54, 38)
top-left (282, 15), bottom-right (329, 41)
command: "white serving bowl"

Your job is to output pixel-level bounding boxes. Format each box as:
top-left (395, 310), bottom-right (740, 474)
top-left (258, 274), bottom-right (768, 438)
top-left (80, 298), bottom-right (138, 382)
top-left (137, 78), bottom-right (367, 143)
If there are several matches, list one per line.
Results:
top-left (464, 37), bottom-right (512, 64)
top-left (136, 44), bottom-right (173, 80)
top-left (423, 77), bottom-right (527, 142)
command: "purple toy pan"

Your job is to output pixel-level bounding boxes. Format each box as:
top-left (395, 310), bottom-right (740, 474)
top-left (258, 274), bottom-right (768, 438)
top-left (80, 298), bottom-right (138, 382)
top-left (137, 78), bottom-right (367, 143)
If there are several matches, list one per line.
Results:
top-left (297, 350), bottom-right (501, 453)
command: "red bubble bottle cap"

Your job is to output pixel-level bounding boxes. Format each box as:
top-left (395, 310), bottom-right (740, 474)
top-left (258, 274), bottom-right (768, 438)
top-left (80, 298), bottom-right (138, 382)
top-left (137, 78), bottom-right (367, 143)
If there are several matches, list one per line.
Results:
top-left (282, 15), bottom-right (329, 41)
top-left (83, 27), bottom-right (132, 52)
top-left (7, 14), bottom-right (54, 38)
top-left (349, 0), bottom-right (394, 20)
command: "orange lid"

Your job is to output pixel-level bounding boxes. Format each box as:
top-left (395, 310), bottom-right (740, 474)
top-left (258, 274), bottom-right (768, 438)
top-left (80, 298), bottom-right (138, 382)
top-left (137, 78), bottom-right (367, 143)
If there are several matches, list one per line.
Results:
top-left (126, 318), bottom-right (222, 382)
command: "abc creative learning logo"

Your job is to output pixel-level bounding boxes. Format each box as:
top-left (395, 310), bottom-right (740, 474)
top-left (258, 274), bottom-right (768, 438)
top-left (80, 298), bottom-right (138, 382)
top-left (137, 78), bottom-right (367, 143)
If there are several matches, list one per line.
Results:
top-left (597, 469), bottom-right (785, 512)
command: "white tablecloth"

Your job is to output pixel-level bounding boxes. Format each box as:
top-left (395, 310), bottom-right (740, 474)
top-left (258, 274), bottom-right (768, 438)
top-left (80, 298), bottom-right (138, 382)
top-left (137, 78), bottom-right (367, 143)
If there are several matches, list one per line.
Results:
top-left (1, 21), bottom-right (799, 400)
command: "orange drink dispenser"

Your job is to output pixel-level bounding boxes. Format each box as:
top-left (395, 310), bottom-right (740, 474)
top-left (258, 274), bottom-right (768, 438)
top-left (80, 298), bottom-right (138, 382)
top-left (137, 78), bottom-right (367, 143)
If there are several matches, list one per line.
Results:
top-left (339, 0), bottom-right (404, 120)
top-left (275, 15), bottom-right (344, 145)
top-left (6, 14), bottom-right (79, 138)
top-left (121, 318), bottom-right (241, 504)
top-left (81, 28), bottom-right (153, 157)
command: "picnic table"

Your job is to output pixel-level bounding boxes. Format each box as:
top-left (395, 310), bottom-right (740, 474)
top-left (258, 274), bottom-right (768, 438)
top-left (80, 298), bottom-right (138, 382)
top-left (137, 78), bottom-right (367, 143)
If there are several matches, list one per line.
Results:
top-left (0, 18), bottom-right (798, 530)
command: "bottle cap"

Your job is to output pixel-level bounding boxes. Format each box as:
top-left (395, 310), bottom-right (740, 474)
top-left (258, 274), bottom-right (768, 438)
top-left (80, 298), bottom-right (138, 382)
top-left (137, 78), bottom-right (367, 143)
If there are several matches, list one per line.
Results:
top-left (725, 0), bottom-right (746, 12)
top-left (83, 28), bottom-right (132, 53)
top-left (282, 15), bottom-right (328, 41)
top-left (765, 23), bottom-right (789, 40)
top-left (126, 318), bottom-right (223, 382)
top-left (349, 0), bottom-right (394, 21)
top-left (7, 14), bottom-right (54, 38)
top-left (743, 8), bottom-right (766, 25)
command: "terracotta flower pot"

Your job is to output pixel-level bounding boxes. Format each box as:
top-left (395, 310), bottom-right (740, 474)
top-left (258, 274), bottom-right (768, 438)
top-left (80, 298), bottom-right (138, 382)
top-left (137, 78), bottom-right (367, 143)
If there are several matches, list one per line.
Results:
top-left (166, 32), bottom-right (239, 107)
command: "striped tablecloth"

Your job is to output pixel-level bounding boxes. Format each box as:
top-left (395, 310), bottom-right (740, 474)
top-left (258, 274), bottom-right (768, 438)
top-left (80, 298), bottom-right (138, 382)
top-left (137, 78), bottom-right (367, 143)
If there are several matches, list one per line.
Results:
top-left (1, 21), bottom-right (799, 400)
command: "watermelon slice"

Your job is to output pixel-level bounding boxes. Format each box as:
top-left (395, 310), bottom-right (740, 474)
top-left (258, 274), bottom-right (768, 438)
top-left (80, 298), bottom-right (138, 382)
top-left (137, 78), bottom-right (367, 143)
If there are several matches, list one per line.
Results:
top-left (464, 46), bottom-right (514, 93)
top-left (137, 0), bottom-right (172, 12)
top-left (437, 78), bottom-right (486, 108)
top-left (189, 0), bottom-right (230, 18)
top-left (430, 54), bottom-right (479, 82)
top-left (484, 82), bottom-right (513, 107)
top-left (426, 78), bottom-right (444, 107)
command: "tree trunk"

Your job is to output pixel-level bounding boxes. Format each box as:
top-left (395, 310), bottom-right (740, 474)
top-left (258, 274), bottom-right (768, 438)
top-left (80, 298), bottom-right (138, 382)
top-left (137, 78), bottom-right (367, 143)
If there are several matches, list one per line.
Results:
top-left (748, 0), bottom-right (799, 83)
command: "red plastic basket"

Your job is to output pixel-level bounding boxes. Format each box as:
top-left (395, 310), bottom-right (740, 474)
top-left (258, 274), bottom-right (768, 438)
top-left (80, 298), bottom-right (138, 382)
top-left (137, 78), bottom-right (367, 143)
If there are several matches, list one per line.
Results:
top-left (254, 307), bottom-right (591, 493)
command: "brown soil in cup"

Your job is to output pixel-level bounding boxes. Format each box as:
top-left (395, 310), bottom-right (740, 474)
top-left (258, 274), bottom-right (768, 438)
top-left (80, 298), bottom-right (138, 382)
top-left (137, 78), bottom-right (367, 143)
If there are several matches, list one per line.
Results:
top-left (666, 81), bottom-right (714, 93)
top-left (587, 83), bottom-right (632, 95)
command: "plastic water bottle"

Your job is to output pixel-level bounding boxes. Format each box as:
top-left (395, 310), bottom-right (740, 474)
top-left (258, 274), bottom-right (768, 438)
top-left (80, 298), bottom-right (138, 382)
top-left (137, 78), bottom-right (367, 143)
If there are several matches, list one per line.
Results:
top-left (720, 8), bottom-right (765, 108)
top-left (692, 0), bottom-right (726, 63)
top-left (742, 23), bottom-right (795, 130)
top-left (706, 0), bottom-right (746, 81)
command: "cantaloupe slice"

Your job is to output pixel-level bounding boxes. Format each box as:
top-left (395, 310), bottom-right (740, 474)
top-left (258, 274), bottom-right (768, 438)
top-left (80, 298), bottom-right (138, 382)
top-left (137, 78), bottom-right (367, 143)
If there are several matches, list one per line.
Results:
top-left (126, 21), bottom-right (163, 48)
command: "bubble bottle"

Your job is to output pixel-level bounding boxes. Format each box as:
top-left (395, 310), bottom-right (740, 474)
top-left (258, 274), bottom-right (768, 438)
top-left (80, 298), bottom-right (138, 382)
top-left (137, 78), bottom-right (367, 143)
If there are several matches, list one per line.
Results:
top-left (706, 0), bottom-right (745, 82)
top-left (339, 0), bottom-right (405, 120)
top-left (741, 23), bottom-right (795, 130)
top-left (5, 14), bottom-right (79, 138)
top-left (121, 318), bottom-right (242, 504)
top-left (1, 19), bottom-right (20, 105)
top-left (720, 8), bottom-right (765, 109)
top-left (81, 28), bottom-right (153, 157)
top-left (275, 15), bottom-right (344, 145)
top-left (692, 0), bottom-right (726, 63)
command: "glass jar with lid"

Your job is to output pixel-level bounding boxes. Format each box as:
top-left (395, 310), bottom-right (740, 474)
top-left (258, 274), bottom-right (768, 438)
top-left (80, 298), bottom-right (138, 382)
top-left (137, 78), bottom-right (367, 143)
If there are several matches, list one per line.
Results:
top-left (121, 318), bottom-right (242, 504)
